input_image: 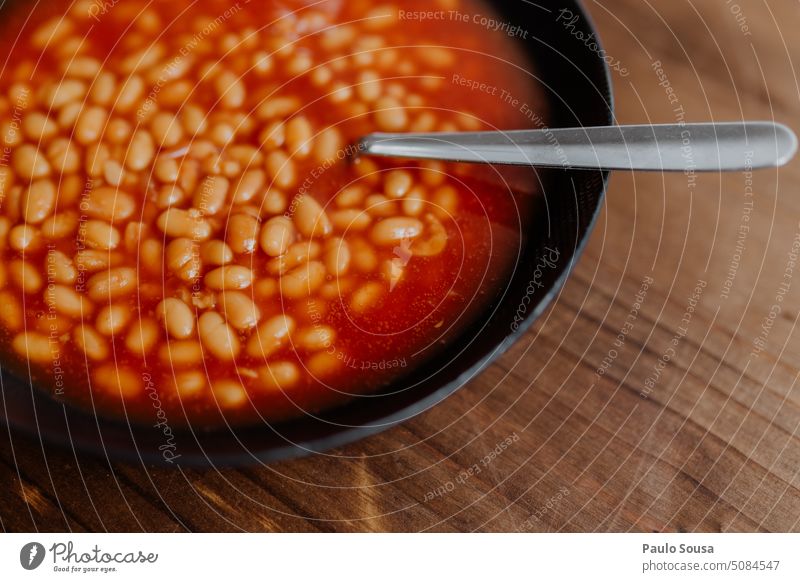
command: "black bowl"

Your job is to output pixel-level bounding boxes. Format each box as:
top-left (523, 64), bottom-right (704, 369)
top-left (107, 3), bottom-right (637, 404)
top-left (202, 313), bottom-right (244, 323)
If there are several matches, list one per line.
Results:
top-left (0, 0), bottom-right (613, 466)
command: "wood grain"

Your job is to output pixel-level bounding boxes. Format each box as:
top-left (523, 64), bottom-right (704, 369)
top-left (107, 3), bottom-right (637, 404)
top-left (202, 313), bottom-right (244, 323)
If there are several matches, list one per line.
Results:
top-left (2, 0), bottom-right (800, 532)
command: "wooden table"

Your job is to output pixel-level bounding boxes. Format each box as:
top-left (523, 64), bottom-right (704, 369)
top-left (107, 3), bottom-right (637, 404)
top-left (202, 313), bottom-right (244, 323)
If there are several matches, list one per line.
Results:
top-left (2, 0), bottom-right (800, 532)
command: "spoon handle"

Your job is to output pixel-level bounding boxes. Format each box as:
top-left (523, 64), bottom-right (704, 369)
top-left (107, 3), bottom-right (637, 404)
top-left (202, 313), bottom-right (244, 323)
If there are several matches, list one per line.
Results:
top-left (359, 122), bottom-right (797, 171)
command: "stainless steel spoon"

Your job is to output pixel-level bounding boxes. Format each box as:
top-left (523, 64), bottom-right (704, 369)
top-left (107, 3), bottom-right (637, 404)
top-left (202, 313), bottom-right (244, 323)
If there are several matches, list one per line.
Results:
top-left (359, 122), bottom-right (797, 171)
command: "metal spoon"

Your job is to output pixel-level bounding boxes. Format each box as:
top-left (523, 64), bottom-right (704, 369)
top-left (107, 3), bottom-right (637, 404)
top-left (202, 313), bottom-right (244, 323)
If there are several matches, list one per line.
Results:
top-left (359, 122), bottom-right (797, 171)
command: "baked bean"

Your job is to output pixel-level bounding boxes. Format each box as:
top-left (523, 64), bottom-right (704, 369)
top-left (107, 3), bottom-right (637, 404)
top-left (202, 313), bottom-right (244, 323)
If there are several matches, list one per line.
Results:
top-left (85, 142), bottom-right (110, 177)
top-left (226, 213), bottom-right (260, 254)
top-left (413, 214), bottom-right (448, 256)
top-left (9, 224), bottom-right (41, 253)
top-left (193, 175), bottom-right (229, 215)
top-left (87, 267), bottom-right (137, 301)
top-left (328, 82), bottom-right (352, 103)
top-left (181, 104), bottom-right (208, 135)
top-left (21, 179), bottom-right (56, 224)
top-left (156, 298), bottom-right (195, 339)
top-left (252, 51), bottom-right (273, 74)
top-left (419, 46), bottom-right (455, 68)
top-left (353, 157), bottom-right (380, 185)
top-left (47, 249), bottom-right (77, 284)
top-left (212, 379), bottom-right (247, 408)
top-left (313, 127), bottom-right (343, 164)
top-left (63, 55), bottom-right (101, 78)
top-left (260, 216), bottom-right (295, 257)
top-left (125, 317), bottom-right (159, 355)
top-left (83, 220), bottom-right (121, 250)
top-left (74, 324), bottom-right (109, 361)
top-left (306, 350), bottom-right (342, 378)
top-left (4, 186), bottom-right (22, 223)
top-left (23, 112), bottom-right (58, 142)
top-left (356, 70), bottom-right (382, 102)
top-left (410, 112), bottom-right (437, 133)
top-left (156, 184), bottom-right (187, 209)
top-left (45, 79), bottom-right (85, 109)
top-left (155, 156), bottom-right (180, 183)
top-left (96, 304), bottom-right (132, 336)
top-left (121, 43), bottom-right (164, 74)
top-left (261, 188), bottom-right (287, 215)
top-left (293, 194), bottom-right (332, 238)
top-left (280, 260), bottom-right (326, 299)
top-left (365, 194), bottom-right (397, 217)
top-left (334, 186), bottom-right (365, 209)
top-left (150, 112), bottom-right (183, 147)
top-left (85, 186), bottom-right (136, 222)
top-left (384, 170), bottom-right (413, 198)
top-left (172, 370), bottom-right (206, 397)
top-left (10, 259), bottom-right (42, 293)
top-left (419, 161), bottom-right (446, 186)
top-left (90, 70), bottom-right (116, 106)
top-left (349, 238), bottom-right (378, 272)
top-left (0, 290), bottom-right (23, 331)
top-left (50, 285), bottom-right (93, 318)
top-left (246, 314), bottom-right (295, 358)
top-left (74, 249), bottom-right (114, 272)
top-left (216, 71), bottom-right (245, 108)
top-left (160, 340), bottom-right (203, 367)
top-left (204, 265), bottom-right (253, 290)
top-left (166, 238), bottom-right (201, 281)
top-left (157, 208), bottom-right (212, 240)
top-left (44, 203), bottom-right (76, 240)
top-left (370, 217), bottom-right (423, 246)
top-left (257, 96), bottom-right (300, 119)
top-left (374, 97), bottom-right (408, 132)
top-left (199, 311), bottom-right (240, 361)
top-left (229, 145), bottom-right (263, 168)
top-left (209, 123), bottom-right (235, 147)
top-left (350, 281), bottom-right (385, 313)
top-left (74, 106), bottom-right (108, 145)
top-left (296, 325), bottom-right (335, 351)
top-left (324, 238), bottom-right (350, 276)
top-left (220, 291), bottom-right (261, 331)
top-left (46, 138), bottom-right (80, 174)
top-left (103, 160), bottom-right (125, 186)
top-left (32, 16), bottom-right (73, 48)
top-left (126, 130), bottom-right (155, 171)
top-left (14, 144), bottom-right (51, 180)
top-left (402, 186), bottom-right (426, 216)
top-left (232, 169), bottom-right (265, 204)
top-left (265, 150), bottom-right (296, 190)
top-left (177, 158), bottom-right (201, 194)
top-left (200, 240), bottom-right (234, 266)
top-left (310, 65), bottom-right (332, 86)
top-left (285, 116), bottom-right (313, 158)
top-left (256, 361), bottom-right (299, 391)
top-left (364, 5), bottom-right (396, 29)
top-left (267, 240), bottom-right (321, 275)
top-left (432, 185), bottom-right (458, 219)
top-left (94, 364), bottom-right (140, 398)
top-left (12, 331), bottom-right (54, 363)
top-left (258, 124), bottom-right (284, 155)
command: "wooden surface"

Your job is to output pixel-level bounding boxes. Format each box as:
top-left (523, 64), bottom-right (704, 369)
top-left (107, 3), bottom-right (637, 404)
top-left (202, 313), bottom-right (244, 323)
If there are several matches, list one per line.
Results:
top-left (3, 0), bottom-right (800, 532)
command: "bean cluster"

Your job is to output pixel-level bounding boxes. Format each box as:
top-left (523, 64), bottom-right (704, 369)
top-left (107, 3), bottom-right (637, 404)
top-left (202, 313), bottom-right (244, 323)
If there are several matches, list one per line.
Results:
top-left (0, 0), bottom-right (476, 418)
